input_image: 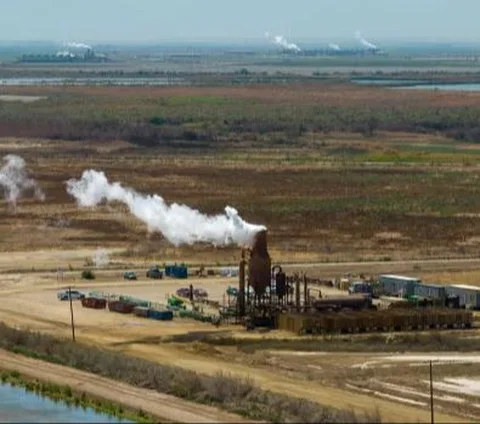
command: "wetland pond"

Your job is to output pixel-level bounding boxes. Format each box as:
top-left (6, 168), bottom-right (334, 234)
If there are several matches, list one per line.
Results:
top-left (0, 383), bottom-right (133, 423)
top-left (0, 77), bottom-right (187, 86)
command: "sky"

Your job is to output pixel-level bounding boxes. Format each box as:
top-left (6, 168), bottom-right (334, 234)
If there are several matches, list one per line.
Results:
top-left (0, 0), bottom-right (479, 44)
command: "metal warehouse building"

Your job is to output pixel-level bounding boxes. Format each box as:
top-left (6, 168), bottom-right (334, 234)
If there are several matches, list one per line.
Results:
top-left (414, 283), bottom-right (447, 300)
top-left (445, 284), bottom-right (480, 309)
top-left (379, 274), bottom-right (421, 298)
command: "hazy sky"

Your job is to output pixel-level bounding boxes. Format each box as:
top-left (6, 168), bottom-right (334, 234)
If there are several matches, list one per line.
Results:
top-left (1, 0), bottom-right (479, 43)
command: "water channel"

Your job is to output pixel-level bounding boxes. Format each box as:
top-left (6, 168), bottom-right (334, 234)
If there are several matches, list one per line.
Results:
top-left (0, 77), bottom-right (187, 86)
top-left (0, 383), bottom-right (133, 423)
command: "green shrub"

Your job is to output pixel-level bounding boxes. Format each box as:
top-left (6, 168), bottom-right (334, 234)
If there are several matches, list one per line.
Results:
top-left (81, 270), bottom-right (95, 280)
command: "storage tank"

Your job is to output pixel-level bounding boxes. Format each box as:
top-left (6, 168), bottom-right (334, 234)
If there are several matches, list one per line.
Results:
top-left (313, 294), bottom-right (373, 311)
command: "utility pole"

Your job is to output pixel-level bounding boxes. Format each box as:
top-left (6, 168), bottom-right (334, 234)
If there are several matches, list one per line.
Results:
top-left (430, 360), bottom-right (434, 424)
top-left (68, 286), bottom-right (76, 342)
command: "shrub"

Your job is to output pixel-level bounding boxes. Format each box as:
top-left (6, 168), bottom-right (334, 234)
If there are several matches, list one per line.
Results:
top-left (81, 270), bottom-right (95, 280)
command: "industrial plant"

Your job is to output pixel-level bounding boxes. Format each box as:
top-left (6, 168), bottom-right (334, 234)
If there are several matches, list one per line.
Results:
top-left (77, 229), bottom-right (475, 335)
top-left (265, 31), bottom-right (385, 56)
top-left (18, 48), bottom-right (110, 63)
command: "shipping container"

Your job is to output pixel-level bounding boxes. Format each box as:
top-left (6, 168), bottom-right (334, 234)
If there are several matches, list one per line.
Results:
top-left (81, 297), bottom-right (107, 309)
top-left (147, 309), bottom-right (174, 321)
top-left (165, 264), bottom-right (188, 279)
top-left (313, 294), bottom-right (373, 311)
top-left (348, 281), bottom-right (372, 295)
top-left (445, 284), bottom-right (480, 309)
top-left (108, 300), bottom-right (135, 314)
top-left (413, 283), bottom-right (447, 301)
top-left (133, 306), bottom-right (149, 318)
top-left (379, 274), bottom-right (420, 298)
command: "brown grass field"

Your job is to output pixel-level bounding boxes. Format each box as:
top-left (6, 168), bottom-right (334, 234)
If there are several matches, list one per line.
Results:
top-left (2, 131), bottom-right (480, 263)
top-left (2, 82), bottom-right (480, 422)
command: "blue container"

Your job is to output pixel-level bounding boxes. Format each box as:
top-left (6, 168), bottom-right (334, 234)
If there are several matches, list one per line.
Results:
top-left (172, 266), bottom-right (188, 279)
top-left (147, 309), bottom-right (174, 321)
top-left (165, 265), bottom-right (173, 277)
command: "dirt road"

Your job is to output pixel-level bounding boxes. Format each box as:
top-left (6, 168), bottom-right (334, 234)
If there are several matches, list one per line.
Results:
top-left (0, 349), bottom-right (256, 424)
top-left (2, 247), bottom-right (480, 275)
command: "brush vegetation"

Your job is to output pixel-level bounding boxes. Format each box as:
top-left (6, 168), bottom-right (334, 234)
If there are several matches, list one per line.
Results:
top-left (161, 330), bottom-right (480, 353)
top-left (0, 322), bottom-right (381, 423)
top-left (1, 83), bottom-right (480, 144)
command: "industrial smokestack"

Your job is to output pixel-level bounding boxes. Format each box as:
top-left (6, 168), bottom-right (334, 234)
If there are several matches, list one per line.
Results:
top-left (247, 230), bottom-right (272, 298)
top-left (238, 250), bottom-right (246, 317)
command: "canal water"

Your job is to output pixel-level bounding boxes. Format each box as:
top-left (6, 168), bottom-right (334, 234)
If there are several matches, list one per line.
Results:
top-left (0, 383), bottom-right (133, 423)
top-left (351, 78), bottom-right (480, 91)
top-left (0, 77), bottom-right (187, 86)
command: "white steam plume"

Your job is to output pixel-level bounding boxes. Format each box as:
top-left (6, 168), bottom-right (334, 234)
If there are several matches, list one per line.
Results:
top-left (355, 31), bottom-right (377, 50)
top-left (65, 41), bottom-right (92, 49)
top-left (328, 43), bottom-right (341, 51)
top-left (0, 155), bottom-right (45, 207)
top-left (66, 170), bottom-right (266, 248)
top-left (264, 31), bottom-right (301, 52)
top-left (92, 248), bottom-right (110, 268)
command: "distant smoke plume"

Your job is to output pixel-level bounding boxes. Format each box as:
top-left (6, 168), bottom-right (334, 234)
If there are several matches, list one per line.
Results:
top-left (0, 155), bottom-right (44, 207)
top-left (65, 41), bottom-right (92, 50)
top-left (328, 43), bottom-right (341, 51)
top-left (264, 31), bottom-right (301, 52)
top-left (56, 51), bottom-right (75, 57)
top-left (355, 31), bottom-right (378, 50)
top-left (92, 248), bottom-right (110, 268)
top-left (66, 170), bottom-right (266, 248)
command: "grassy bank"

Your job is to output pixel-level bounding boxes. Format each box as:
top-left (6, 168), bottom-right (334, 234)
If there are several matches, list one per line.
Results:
top-left (0, 322), bottom-right (380, 423)
top-left (161, 331), bottom-right (480, 354)
top-left (0, 370), bottom-right (153, 423)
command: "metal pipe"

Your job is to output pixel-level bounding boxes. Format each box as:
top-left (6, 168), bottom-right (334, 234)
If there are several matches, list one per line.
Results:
top-left (295, 276), bottom-right (301, 310)
top-left (303, 273), bottom-right (308, 309)
top-left (430, 360), bottom-right (434, 424)
top-left (68, 286), bottom-right (76, 342)
top-left (238, 249), bottom-right (246, 317)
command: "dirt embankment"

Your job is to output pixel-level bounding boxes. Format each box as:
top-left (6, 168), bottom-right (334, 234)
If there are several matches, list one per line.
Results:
top-left (0, 349), bottom-right (256, 424)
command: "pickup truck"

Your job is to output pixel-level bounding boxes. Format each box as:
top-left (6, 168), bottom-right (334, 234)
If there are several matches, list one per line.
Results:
top-left (57, 289), bottom-right (85, 301)
top-left (146, 266), bottom-right (163, 279)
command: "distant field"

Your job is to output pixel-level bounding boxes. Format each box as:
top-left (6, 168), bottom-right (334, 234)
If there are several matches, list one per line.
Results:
top-left (1, 134), bottom-right (480, 263)
top-left (1, 83), bottom-right (480, 144)
top-left (0, 83), bottom-right (478, 262)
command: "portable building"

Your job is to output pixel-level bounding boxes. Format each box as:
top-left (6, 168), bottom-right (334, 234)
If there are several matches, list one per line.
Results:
top-left (165, 264), bottom-right (188, 279)
top-left (445, 284), bottom-right (480, 309)
top-left (379, 274), bottom-right (420, 298)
